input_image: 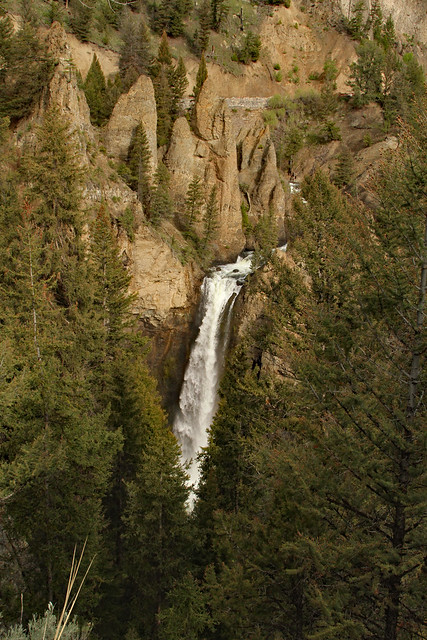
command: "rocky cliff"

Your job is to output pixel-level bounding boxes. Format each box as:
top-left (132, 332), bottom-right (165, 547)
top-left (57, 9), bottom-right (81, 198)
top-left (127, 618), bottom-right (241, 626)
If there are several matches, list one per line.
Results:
top-left (166, 78), bottom-right (286, 260)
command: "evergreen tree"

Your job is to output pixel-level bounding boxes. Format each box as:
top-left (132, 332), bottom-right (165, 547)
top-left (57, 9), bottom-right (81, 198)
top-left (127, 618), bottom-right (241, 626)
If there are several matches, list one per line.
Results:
top-left (253, 206), bottom-right (278, 267)
top-left (45, 0), bottom-right (66, 26)
top-left (344, 0), bottom-right (369, 40)
top-left (127, 121), bottom-right (152, 214)
top-left (200, 184), bottom-right (218, 255)
top-left (22, 107), bottom-right (85, 309)
top-left (192, 52), bottom-right (207, 106)
top-left (150, 32), bottom-right (174, 146)
top-left (70, 0), bottom-right (93, 42)
top-left (370, 0), bottom-right (383, 42)
top-left (0, 196), bottom-right (120, 623)
top-left (119, 10), bottom-right (151, 92)
top-left (381, 14), bottom-right (396, 51)
top-left (19, 0), bottom-right (39, 27)
top-left (350, 39), bottom-right (385, 105)
top-left (236, 31), bottom-right (261, 64)
top-left (276, 119), bottom-right (426, 637)
top-left (150, 0), bottom-right (192, 37)
top-left (332, 146), bottom-right (354, 189)
top-left (84, 54), bottom-right (108, 126)
top-left (210, 0), bottom-right (227, 31)
top-left (183, 173), bottom-right (203, 236)
top-left (170, 56), bottom-right (188, 122)
top-left (158, 572), bottom-right (212, 640)
top-left (151, 162), bottom-right (173, 225)
top-left (124, 426), bottom-right (192, 640)
top-left (197, 0), bottom-right (211, 52)
top-left (0, 22), bottom-right (53, 121)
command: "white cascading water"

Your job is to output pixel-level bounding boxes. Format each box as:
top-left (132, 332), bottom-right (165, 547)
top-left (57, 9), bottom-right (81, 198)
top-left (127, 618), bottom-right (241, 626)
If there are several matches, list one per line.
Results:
top-left (173, 253), bottom-right (254, 491)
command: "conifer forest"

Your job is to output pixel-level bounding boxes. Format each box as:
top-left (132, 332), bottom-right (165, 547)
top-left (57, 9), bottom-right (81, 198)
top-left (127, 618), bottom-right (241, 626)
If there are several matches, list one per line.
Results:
top-left (0, 0), bottom-right (425, 639)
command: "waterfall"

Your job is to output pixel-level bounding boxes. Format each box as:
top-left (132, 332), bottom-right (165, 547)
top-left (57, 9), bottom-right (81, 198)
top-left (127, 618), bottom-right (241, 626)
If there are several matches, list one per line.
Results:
top-left (173, 253), bottom-right (254, 490)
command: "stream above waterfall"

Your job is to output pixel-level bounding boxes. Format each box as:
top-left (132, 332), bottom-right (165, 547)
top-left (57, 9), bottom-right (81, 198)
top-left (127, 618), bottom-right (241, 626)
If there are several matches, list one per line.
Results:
top-left (173, 253), bottom-right (254, 492)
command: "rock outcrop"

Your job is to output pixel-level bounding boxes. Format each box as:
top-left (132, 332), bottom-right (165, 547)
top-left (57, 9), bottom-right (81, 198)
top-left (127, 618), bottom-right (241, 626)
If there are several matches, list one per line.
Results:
top-left (236, 116), bottom-right (286, 234)
top-left (123, 222), bottom-right (203, 411)
top-left (167, 78), bottom-right (286, 260)
top-left (127, 223), bottom-right (201, 324)
top-left (105, 75), bottom-right (157, 172)
top-left (18, 22), bottom-right (94, 157)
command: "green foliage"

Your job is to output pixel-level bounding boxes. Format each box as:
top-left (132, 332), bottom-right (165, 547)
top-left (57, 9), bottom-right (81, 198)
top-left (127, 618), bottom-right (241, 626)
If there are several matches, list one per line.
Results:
top-left (210, 0), bottom-right (228, 31)
top-left (18, 0), bottom-right (39, 27)
top-left (44, 0), bottom-right (66, 26)
top-left (314, 119), bottom-right (342, 143)
top-left (151, 162), bottom-right (173, 225)
top-left (158, 573), bottom-right (212, 640)
top-left (150, 32), bottom-right (188, 146)
top-left (183, 173), bottom-right (204, 235)
top-left (2, 606), bottom-right (92, 640)
top-left (196, 0), bottom-right (211, 53)
top-left (322, 57), bottom-right (338, 91)
top-left (119, 206), bottom-right (136, 241)
top-left (274, 122), bottom-right (304, 172)
top-left (235, 31), bottom-right (261, 64)
top-left (124, 427), bottom-right (192, 640)
top-left (267, 93), bottom-right (287, 109)
top-left (200, 185), bottom-right (218, 257)
top-left (350, 31), bottom-right (425, 123)
top-left (70, 1), bottom-right (93, 42)
top-left (119, 10), bottom-right (151, 92)
top-left (84, 55), bottom-right (108, 127)
top-left (370, 0), bottom-right (383, 42)
top-left (0, 115), bottom-right (121, 619)
top-left (262, 109), bottom-right (278, 128)
top-left (127, 121), bottom-right (152, 215)
top-left (0, 20), bottom-right (54, 121)
top-left (150, 0), bottom-right (193, 37)
top-left (350, 39), bottom-right (385, 104)
top-left (343, 0), bottom-right (369, 40)
top-left (332, 146), bottom-right (354, 188)
top-left (253, 207), bottom-right (278, 268)
top-left (192, 52), bottom-right (208, 105)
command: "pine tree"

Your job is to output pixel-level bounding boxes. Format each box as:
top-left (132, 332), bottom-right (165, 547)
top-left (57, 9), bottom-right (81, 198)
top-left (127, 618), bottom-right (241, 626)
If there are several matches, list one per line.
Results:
top-left (170, 56), bottom-right (188, 122)
top-left (150, 32), bottom-right (174, 146)
top-left (198, 0), bottom-right (211, 53)
top-left (272, 115), bottom-right (427, 637)
top-left (151, 162), bottom-right (173, 225)
top-left (370, 0), bottom-right (383, 42)
top-left (350, 39), bottom-right (385, 105)
top-left (0, 200), bottom-right (120, 622)
top-left (84, 54), bottom-right (108, 126)
top-left (70, 0), bottom-right (93, 42)
top-left (332, 146), bottom-right (354, 188)
top-left (22, 106), bottom-right (85, 309)
top-left (210, 0), bottom-right (227, 31)
top-left (253, 206), bottom-right (278, 267)
top-left (119, 10), bottom-right (151, 92)
top-left (19, 0), bottom-right (39, 27)
top-left (124, 426), bottom-right (192, 640)
top-left (183, 174), bottom-right (203, 236)
top-left (150, 0), bottom-right (192, 37)
top-left (192, 52), bottom-right (207, 107)
top-left (0, 22), bottom-right (53, 121)
top-left (127, 121), bottom-right (152, 214)
top-left (158, 572), bottom-right (212, 640)
top-left (200, 184), bottom-right (218, 256)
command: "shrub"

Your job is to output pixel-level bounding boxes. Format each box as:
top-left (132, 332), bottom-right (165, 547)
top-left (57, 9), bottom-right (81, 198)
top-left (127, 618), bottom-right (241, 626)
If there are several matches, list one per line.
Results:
top-left (267, 94), bottom-right (287, 109)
